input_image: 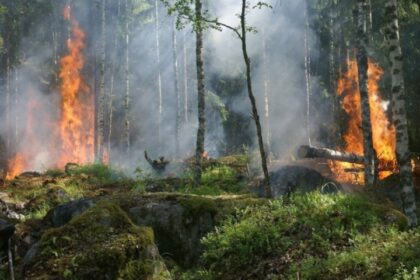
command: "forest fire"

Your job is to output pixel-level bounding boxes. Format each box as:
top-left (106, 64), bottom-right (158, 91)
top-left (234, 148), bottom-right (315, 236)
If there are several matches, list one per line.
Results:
top-left (6, 154), bottom-right (25, 179)
top-left (57, 5), bottom-right (94, 167)
top-left (330, 59), bottom-right (397, 184)
top-left (5, 5), bottom-right (93, 179)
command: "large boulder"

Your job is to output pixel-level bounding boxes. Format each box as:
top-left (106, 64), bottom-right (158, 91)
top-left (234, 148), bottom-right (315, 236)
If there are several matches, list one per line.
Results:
top-left (254, 165), bottom-right (341, 198)
top-left (113, 193), bottom-right (263, 268)
top-left (23, 201), bottom-right (170, 280)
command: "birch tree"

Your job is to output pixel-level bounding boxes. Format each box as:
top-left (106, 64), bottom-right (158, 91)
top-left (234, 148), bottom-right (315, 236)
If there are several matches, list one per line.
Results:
top-left (304, 0), bottom-right (312, 146)
top-left (97, 0), bottom-right (107, 162)
top-left (155, 0), bottom-right (163, 145)
top-left (124, 0), bottom-right (130, 154)
top-left (172, 17), bottom-right (181, 157)
top-left (384, 0), bottom-right (417, 227)
top-left (262, 30), bottom-right (272, 158)
top-left (182, 30), bottom-right (189, 124)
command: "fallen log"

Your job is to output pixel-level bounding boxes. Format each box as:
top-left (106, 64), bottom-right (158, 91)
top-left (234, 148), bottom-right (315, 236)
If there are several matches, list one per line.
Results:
top-left (297, 145), bottom-right (364, 164)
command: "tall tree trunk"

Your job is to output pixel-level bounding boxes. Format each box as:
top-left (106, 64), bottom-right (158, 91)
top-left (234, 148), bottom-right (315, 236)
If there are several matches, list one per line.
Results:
top-left (193, 0), bottom-right (206, 187)
top-left (304, 1), bottom-right (312, 146)
top-left (97, 0), bottom-right (106, 162)
top-left (262, 30), bottom-right (272, 159)
top-left (155, 0), bottom-right (163, 145)
top-left (108, 0), bottom-right (121, 161)
top-left (385, 0), bottom-right (417, 227)
top-left (356, 0), bottom-right (377, 185)
top-left (240, 0), bottom-right (271, 198)
top-left (172, 17), bottom-right (181, 157)
top-left (124, 0), bottom-right (130, 154)
top-left (183, 30), bottom-right (189, 123)
top-left (67, 0), bottom-right (72, 41)
top-left (367, 0), bottom-right (373, 42)
top-left (14, 67), bottom-right (18, 150)
top-left (328, 1), bottom-right (339, 146)
top-left (5, 57), bottom-right (10, 156)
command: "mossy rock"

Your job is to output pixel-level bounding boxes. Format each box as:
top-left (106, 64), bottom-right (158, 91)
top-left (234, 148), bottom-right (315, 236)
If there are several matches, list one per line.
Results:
top-left (112, 193), bottom-right (264, 267)
top-left (23, 201), bottom-right (170, 280)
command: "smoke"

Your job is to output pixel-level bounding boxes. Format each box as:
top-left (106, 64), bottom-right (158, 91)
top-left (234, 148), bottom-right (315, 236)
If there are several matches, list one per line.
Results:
top-left (0, 0), bottom-right (321, 175)
top-left (205, 0), bottom-right (316, 158)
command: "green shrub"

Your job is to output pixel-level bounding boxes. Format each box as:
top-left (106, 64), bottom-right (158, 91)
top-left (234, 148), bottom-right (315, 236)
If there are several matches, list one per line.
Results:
top-left (45, 168), bottom-right (66, 178)
top-left (195, 192), bottom-right (412, 279)
top-left (68, 163), bottom-right (126, 185)
top-left (181, 165), bottom-right (245, 196)
top-left (394, 265), bottom-right (420, 280)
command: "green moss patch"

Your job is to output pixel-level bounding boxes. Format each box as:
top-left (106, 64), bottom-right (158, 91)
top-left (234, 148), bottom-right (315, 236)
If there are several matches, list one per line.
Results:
top-left (24, 201), bottom-right (169, 280)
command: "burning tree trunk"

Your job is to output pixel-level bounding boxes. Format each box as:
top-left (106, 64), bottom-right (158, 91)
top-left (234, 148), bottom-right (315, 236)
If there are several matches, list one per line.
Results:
top-left (298, 145), bottom-right (364, 164)
top-left (385, 0), bottom-right (417, 227)
top-left (124, 0), bottom-right (130, 153)
top-left (193, 0), bottom-right (206, 187)
top-left (172, 17), bottom-right (181, 157)
top-left (356, 0), bottom-right (378, 185)
top-left (97, 0), bottom-right (107, 162)
top-left (155, 0), bottom-right (163, 146)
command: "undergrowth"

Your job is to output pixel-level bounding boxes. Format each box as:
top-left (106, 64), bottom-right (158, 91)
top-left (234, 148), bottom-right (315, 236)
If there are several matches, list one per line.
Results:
top-left (177, 192), bottom-right (417, 280)
top-left (65, 163), bottom-right (126, 185)
top-left (180, 165), bottom-right (246, 196)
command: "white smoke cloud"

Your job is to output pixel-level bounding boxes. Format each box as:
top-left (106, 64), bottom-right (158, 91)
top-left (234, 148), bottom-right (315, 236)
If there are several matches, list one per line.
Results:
top-left (0, 0), bottom-right (320, 175)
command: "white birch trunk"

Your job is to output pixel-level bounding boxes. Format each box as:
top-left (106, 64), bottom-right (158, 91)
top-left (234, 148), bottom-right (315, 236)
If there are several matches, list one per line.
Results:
top-left (385, 0), bottom-right (417, 227)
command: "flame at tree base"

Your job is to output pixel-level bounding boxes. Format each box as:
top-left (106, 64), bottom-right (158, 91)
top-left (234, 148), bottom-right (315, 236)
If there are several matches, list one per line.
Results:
top-left (6, 155), bottom-right (26, 180)
top-left (329, 59), bottom-right (397, 184)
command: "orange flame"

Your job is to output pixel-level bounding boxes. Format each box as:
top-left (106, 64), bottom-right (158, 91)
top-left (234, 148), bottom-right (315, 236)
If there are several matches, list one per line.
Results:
top-left (6, 90), bottom-right (43, 179)
top-left (6, 154), bottom-right (26, 179)
top-left (5, 5), bottom-right (94, 179)
top-left (57, 5), bottom-right (94, 167)
top-left (330, 59), bottom-right (397, 184)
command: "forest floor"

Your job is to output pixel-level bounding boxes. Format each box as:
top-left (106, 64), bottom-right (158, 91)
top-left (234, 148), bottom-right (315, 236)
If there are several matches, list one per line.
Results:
top-left (0, 156), bottom-right (419, 279)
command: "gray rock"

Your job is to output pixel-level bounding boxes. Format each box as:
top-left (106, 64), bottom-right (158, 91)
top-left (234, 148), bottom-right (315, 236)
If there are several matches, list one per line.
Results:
top-left (44, 198), bottom-right (95, 227)
top-left (125, 198), bottom-right (214, 267)
top-left (255, 165), bottom-right (341, 198)
top-left (22, 241), bottom-right (40, 269)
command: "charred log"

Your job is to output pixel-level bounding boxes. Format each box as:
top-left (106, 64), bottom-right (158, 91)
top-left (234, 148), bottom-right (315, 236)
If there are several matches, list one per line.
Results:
top-left (297, 145), bottom-right (364, 164)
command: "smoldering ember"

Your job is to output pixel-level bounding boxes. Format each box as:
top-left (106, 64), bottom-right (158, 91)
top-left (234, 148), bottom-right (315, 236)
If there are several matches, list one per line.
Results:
top-left (0, 0), bottom-right (420, 279)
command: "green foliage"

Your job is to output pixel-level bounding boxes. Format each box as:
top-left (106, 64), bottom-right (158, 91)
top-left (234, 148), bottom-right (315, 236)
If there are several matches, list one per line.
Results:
top-left (181, 165), bottom-right (245, 196)
top-left (132, 167), bottom-right (152, 193)
top-left (185, 192), bottom-right (412, 279)
top-left (67, 163), bottom-right (126, 185)
top-left (44, 168), bottom-right (66, 178)
top-left (206, 91), bottom-right (228, 122)
top-left (394, 265), bottom-right (420, 280)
